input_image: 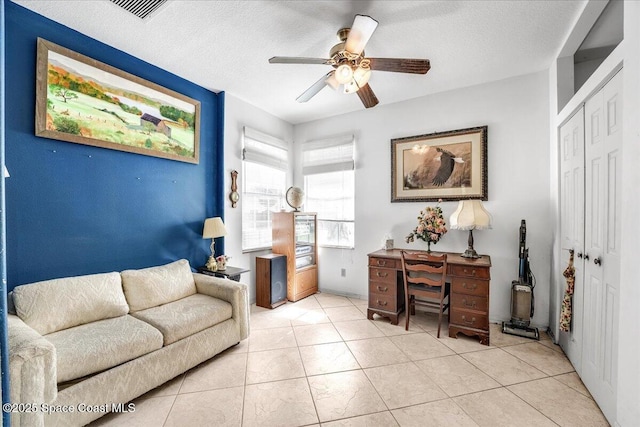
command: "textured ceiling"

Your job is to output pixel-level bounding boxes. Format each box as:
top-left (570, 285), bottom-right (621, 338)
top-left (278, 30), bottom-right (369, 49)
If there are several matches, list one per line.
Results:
top-left (13, 0), bottom-right (586, 124)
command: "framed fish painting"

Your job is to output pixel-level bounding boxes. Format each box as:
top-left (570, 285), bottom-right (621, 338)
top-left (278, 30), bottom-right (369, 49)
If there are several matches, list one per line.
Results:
top-left (391, 126), bottom-right (487, 202)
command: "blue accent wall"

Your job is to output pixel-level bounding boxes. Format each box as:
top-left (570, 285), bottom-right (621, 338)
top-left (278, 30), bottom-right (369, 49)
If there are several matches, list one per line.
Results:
top-left (4, 1), bottom-right (225, 290)
top-left (1, 0), bottom-right (11, 422)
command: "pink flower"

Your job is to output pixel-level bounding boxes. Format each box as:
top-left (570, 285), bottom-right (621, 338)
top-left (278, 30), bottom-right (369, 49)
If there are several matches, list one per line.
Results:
top-left (406, 201), bottom-right (448, 246)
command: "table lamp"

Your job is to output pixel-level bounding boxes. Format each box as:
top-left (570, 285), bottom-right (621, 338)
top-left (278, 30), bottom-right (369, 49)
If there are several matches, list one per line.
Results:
top-left (449, 200), bottom-right (492, 258)
top-left (202, 217), bottom-right (227, 270)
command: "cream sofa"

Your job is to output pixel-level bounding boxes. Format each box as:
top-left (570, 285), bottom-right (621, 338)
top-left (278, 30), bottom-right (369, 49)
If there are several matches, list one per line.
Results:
top-left (7, 259), bottom-right (249, 427)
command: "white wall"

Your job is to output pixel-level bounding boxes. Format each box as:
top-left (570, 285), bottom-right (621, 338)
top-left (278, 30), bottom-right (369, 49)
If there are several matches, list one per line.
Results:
top-left (223, 93), bottom-right (293, 303)
top-left (617, 2), bottom-right (640, 424)
top-left (293, 71), bottom-right (551, 327)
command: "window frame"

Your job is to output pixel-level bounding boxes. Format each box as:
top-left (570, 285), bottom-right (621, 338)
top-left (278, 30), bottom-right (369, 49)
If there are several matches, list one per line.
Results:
top-left (302, 135), bottom-right (355, 249)
top-left (241, 127), bottom-right (288, 252)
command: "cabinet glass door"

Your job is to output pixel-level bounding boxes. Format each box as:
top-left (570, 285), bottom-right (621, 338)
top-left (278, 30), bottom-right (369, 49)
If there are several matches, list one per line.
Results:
top-left (295, 215), bottom-right (316, 269)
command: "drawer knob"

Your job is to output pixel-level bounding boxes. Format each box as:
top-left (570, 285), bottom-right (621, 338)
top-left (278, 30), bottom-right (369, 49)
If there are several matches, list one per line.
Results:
top-left (376, 300), bottom-right (388, 307)
top-left (461, 315), bottom-right (476, 325)
top-left (463, 268), bottom-right (477, 276)
top-left (376, 285), bottom-right (388, 292)
top-left (462, 298), bottom-right (476, 308)
top-left (462, 282), bottom-right (477, 290)
top-left (376, 271), bottom-right (388, 278)
top-left (376, 260), bottom-right (386, 266)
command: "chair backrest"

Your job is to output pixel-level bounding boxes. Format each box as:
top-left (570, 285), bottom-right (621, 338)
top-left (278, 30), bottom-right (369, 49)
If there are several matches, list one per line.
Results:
top-left (400, 251), bottom-right (448, 289)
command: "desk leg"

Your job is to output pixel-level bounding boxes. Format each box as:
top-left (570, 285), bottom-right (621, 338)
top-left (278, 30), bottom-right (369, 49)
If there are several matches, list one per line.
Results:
top-left (228, 275), bottom-right (241, 282)
top-left (367, 308), bottom-right (400, 325)
top-left (449, 326), bottom-right (490, 346)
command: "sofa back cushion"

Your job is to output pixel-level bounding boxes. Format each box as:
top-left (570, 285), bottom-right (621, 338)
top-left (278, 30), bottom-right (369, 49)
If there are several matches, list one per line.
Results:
top-left (12, 272), bottom-right (129, 335)
top-left (121, 259), bottom-right (196, 312)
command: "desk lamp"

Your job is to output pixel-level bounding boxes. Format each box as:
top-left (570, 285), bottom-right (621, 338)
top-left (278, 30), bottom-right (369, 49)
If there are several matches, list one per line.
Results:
top-left (202, 217), bottom-right (227, 270)
top-left (449, 200), bottom-right (492, 258)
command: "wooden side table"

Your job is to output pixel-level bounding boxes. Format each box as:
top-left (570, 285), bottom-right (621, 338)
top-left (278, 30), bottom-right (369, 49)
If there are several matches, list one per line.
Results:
top-left (197, 265), bottom-right (249, 282)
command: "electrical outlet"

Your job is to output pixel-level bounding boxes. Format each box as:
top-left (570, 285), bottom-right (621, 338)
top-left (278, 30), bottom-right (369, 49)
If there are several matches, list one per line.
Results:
top-left (341, 268), bottom-right (346, 277)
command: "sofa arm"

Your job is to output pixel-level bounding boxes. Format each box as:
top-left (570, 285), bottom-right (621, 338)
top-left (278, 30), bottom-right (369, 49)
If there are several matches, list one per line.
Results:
top-left (193, 273), bottom-right (250, 340)
top-left (8, 314), bottom-right (57, 426)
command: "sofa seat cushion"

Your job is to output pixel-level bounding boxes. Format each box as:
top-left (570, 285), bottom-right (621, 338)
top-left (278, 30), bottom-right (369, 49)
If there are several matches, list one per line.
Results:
top-left (121, 259), bottom-right (197, 312)
top-left (12, 272), bottom-right (129, 335)
top-left (46, 315), bottom-right (163, 383)
top-left (131, 293), bottom-right (232, 346)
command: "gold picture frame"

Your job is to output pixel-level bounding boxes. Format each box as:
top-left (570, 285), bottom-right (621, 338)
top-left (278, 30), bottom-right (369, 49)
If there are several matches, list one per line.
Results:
top-left (35, 38), bottom-right (200, 164)
top-left (391, 126), bottom-right (488, 202)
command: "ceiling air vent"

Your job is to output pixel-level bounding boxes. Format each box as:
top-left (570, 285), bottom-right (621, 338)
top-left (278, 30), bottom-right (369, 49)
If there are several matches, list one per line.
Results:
top-left (110, 0), bottom-right (168, 20)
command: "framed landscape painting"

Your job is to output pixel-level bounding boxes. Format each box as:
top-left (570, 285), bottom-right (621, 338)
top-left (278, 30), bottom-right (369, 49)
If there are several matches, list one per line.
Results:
top-left (35, 38), bottom-right (200, 164)
top-left (391, 126), bottom-right (487, 202)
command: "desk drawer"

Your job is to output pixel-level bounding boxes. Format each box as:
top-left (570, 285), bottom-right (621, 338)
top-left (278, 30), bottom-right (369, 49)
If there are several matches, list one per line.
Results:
top-left (451, 293), bottom-right (488, 312)
top-left (369, 292), bottom-right (397, 312)
top-left (369, 257), bottom-right (399, 269)
top-left (451, 277), bottom-right (489, 296)
top-left (369, 267), bottom-right (396, 285)
top-left (450, 308), bottom-right (489, 330)
top-left (450, 265), bottom-right (490, 279)
top-left (369, 281), bottom-right (396, 295)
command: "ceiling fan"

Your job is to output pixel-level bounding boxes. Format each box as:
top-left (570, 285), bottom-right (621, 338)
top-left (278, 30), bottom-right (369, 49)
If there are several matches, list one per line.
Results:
top-left (269, 14), bottom-right (431, 109)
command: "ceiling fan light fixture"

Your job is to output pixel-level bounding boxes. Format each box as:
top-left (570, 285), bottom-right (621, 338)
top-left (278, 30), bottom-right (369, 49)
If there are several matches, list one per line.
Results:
top-left (269, 14), bottom-right (428, 109)
top-left (353, 66), bottom-right (371, 86)
top-left (335, 64), bottom-right (354, 84)
top-left (343, 66), bottom-right (371, 94)
top-left (326, 73), bottom-right (340, 90)
top-left (343, 80), bottom-right (358, 94)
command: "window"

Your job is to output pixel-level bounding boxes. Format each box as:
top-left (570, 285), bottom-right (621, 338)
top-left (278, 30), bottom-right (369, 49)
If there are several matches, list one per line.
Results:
top-left (303, 135), bottom-right (355, 248)
top-left (242, 127), bottom-right (288, 251)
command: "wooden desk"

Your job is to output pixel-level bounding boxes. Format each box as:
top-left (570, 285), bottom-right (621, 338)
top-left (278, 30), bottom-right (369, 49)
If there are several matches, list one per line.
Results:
top-left (367, 249), bottom-right (492, 345)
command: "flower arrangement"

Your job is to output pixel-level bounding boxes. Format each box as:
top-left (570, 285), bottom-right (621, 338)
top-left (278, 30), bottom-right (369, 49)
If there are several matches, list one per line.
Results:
top-left (405, 199), bottom-right (447, 251)
top-left (215, 255), bottom-right (231, 271)
top-left (216, 255), bottom-right (231, 263)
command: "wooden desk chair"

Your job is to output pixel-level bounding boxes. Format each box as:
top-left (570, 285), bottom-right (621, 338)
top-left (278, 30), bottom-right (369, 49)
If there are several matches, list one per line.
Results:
top-left (400, 251), bottom-right (450, 337)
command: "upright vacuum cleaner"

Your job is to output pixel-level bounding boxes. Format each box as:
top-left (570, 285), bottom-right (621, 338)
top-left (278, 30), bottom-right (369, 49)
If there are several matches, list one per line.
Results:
top-left (502, 220), bottom-right (540, 340)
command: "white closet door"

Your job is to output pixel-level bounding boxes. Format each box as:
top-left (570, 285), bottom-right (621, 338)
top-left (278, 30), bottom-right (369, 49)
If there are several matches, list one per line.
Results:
top-left (582, 70), bottom-right (622, 424)
top-left (559, 107), bottom-right (585, 372)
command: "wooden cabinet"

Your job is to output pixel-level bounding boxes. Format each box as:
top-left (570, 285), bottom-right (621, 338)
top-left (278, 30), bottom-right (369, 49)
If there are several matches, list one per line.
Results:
top-left (448, 262), bottom-right (491, 345)
top-left (367, 249), bottom-right (491, 345)
top-left (272, 212), bottom-right (318, 302)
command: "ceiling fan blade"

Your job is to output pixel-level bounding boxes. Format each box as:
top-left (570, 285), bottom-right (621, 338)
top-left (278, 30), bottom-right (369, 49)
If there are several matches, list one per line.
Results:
top-left (368, 58), bottom-right (431, 74)
top-left (269, 57), bottom-right (332, 65)
top-left (345, 14), bottom-right (378, 55)
top-left (356, 83), bottom-right (379, 108)
top-left (296, 71), bottom-right (334, 103)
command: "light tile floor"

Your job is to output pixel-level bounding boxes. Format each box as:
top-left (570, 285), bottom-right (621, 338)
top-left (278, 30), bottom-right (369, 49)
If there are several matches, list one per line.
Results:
top-left (90, 293), bottom-right (609, 427)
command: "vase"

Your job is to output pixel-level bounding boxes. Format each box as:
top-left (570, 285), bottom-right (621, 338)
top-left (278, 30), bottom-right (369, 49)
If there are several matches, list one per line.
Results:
top-left (427, 242), bottom-right (431, 252)
top-left (206, 257), bottom-right (218, 271)
top-left (216, 260), bottom-right (226, 271)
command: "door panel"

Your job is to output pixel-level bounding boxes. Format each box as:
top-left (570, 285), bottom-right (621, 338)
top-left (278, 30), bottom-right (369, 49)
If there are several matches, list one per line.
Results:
top-left (558, 106), bottom-right (584, 370)
top-left (589, 158), bottom-right (602, 250)
top-left (582, 273), bottom-right (601, 368)
top-left (607, 152), bottom-right (619, 254)
top-left (581, 70), bottom-right (621, 424)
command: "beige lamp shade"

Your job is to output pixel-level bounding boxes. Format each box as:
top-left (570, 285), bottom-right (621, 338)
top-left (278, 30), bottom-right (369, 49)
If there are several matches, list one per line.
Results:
top-left (449, 200), bottom-right (492, 230)
top-left (202, 217), bottom-right (227, 239)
